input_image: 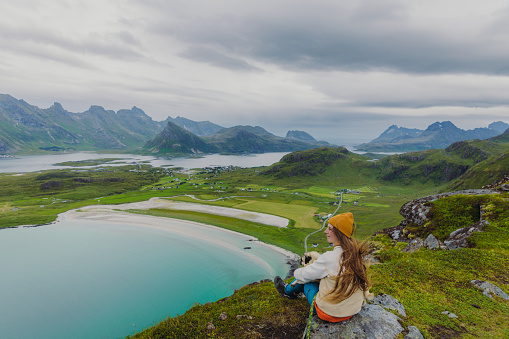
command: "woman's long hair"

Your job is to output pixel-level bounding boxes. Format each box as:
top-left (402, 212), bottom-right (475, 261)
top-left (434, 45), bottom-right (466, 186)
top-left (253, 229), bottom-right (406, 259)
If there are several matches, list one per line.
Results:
top-left (324, 227), bottom-right (371, 303)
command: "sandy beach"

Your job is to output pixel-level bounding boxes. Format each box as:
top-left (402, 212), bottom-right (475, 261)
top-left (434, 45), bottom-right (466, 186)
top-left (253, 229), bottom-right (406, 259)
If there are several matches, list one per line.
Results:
top-left (70, 197), bottom-right (289, 227)
top-left (57, 198), bottom-right (298, 261)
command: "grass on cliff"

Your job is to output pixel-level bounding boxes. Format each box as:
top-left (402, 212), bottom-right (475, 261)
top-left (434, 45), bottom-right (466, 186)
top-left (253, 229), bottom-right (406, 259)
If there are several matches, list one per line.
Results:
top-left (369, 193), bottom-right (509, 338)
top-left (370, 230), bottom-right (509, 338)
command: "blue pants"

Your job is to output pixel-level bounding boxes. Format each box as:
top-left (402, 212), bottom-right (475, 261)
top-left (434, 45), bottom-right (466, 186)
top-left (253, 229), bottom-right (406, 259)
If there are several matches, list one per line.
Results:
top-left (285, 279), bottom-right (319, 314)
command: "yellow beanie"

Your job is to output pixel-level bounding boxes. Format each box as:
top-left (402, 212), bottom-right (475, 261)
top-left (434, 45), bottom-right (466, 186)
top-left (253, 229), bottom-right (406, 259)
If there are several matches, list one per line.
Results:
top-left (328, 212), bottom-right (354, 238)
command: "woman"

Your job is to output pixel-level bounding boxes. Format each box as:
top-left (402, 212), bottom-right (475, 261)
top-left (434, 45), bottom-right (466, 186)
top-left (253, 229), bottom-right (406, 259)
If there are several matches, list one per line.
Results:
top-left (274, 212), bottom-right (372, 322)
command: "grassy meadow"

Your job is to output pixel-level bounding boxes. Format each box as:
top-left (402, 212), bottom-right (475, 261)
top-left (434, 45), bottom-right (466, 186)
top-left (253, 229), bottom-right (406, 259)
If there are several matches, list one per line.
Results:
top-left (0, 156), bottom-right (507, 338)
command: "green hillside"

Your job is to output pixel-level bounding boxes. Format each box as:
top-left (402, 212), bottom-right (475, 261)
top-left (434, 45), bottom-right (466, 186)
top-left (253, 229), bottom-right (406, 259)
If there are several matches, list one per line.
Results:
top-left (0, 94), bottom-right (165, 154)
top-left (259, 146), bottom-right (377, 187)
top-left (259, 136), bottom-right (509, 192)
top-left (144, 121), bottom-right (217, 155)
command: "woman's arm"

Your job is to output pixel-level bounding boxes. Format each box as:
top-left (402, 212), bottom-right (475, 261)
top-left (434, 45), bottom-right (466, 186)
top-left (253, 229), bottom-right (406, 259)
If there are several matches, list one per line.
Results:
top-left (294, 249), bottom-right (341, 283)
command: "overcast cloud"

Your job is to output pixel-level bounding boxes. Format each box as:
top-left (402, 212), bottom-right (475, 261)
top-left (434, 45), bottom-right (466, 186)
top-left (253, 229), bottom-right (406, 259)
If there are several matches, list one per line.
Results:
top-left (1, 0), bottom-right (509, 146)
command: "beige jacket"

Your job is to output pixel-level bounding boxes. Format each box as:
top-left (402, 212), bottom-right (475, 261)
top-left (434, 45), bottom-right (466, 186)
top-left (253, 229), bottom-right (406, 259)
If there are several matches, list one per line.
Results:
top-left (294, 246), bottom-right (371, 317)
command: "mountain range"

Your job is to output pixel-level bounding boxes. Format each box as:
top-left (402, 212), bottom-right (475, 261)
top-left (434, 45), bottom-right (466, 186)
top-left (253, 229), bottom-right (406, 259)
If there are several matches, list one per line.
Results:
top-left (143, 122), bottom-right (330, 155)
top-left (356, 121), bottom-right (509, 152)
top-left (0, 94), bottom-right (328, 155)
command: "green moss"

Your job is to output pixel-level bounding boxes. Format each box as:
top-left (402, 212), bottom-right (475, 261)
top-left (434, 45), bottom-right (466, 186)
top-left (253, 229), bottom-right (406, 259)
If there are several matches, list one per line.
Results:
top-left (427, 195), bottom-right (484, 239)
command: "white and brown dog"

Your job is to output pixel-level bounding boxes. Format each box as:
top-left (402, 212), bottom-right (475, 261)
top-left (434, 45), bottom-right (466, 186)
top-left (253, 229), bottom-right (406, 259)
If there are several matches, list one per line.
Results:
top-left (300, 251), bottom-right (321, 267)
top-left (290, 251), bottom-right (322, 286)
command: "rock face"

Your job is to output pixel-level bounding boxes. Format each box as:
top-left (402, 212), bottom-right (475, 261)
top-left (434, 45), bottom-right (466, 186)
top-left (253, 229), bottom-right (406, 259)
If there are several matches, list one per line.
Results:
top-left (471, 280), bottom-right (509, 300)
top-left (286, 130), bottom-right (316, 141)
top-left (308, 295), bottom-right (423, 339)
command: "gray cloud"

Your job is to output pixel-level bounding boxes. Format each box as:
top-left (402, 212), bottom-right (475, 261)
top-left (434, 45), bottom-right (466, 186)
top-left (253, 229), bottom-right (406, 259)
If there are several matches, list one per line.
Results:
top-left (0, 22), bottom-right (144, 62)
top-left (151, 1), bottom-right (509, 75)
top-left (179, 46), bottom-right (261, 71)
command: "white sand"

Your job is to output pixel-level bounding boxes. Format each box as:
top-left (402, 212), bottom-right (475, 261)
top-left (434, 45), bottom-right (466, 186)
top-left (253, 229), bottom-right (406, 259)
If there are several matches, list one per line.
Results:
top-left (73, 197), bottom-right (289, 227)
top-left (57, 198), bottom-right (299, 261)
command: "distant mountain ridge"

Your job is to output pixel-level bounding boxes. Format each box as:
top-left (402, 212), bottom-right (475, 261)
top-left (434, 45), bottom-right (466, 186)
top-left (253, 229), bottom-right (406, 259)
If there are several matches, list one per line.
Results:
top-left (144, 123), bottom-right (331, 155)
top-left (0, 94), bottom-right (330, 155)
top-left (0, 94), bottom-right (163, 153)
top-left (0, 94), bottom-right (230, 154)
top-left (356, 121), bottom-right (509, 152)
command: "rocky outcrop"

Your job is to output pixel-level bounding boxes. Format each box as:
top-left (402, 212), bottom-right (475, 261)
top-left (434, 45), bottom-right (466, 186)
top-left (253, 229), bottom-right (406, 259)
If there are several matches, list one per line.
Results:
top-left (398, 189), bottom-right (498, 227)
top-left (444, 220), bottom-right (489, 250)
top-left (308, 295), bottom-right (423, 339)
top-left (482, 174), bottom-right (509, 191)
top-left (398, 220), bottom-right (490, 252)
top-left (471, 280), bottom-right (509, 300)
top-left (374, 189), bottom-right (499, 253)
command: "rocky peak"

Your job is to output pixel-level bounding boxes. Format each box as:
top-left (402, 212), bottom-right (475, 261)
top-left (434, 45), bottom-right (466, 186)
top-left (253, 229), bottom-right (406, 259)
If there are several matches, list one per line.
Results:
top-left (422, 121), bottom-right (459, 133)
top-left (51, 102), bottom-right (65, 112)
top-left (286, 130), bottom-right (316, 141)
top-left (488, 121), bottom-right (509, 134)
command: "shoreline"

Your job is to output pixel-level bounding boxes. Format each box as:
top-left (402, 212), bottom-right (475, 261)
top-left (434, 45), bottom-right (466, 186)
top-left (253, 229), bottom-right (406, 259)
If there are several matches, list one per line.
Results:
top-left (14, 197), bottom-right (300, 270)
top-left (64, 207), bottom-right (299, 259)
top-left (5, 197), bottom-right (301, 280)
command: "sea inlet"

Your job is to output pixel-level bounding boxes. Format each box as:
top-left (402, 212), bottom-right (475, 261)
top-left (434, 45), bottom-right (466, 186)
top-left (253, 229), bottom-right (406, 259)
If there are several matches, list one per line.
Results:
top-left (0, 208), bottom-right (294, 339)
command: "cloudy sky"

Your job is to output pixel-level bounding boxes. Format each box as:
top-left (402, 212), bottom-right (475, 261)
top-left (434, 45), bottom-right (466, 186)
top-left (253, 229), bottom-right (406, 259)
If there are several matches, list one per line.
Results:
top-left (2, 0), bottom-right (509, 145)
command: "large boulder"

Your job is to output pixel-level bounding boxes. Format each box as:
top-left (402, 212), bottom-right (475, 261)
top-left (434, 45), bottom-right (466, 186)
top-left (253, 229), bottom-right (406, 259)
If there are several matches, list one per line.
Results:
top-left (471, 280), bottom-right (509, 300)
top-left (308, 295), bottom-right (425, 338)
top-left (308, 303), bottom-right (404, 338)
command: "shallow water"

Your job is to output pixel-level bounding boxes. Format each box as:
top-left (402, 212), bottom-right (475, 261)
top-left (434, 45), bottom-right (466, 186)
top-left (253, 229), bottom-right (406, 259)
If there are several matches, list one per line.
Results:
top-left (0, 152), bottom-right (289, 173)
top-left (0, 217), bottom-right (291, 339)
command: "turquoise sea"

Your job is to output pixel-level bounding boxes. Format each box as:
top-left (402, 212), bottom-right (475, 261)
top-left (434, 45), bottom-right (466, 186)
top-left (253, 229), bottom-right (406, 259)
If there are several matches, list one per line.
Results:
top-left (0, 216), bottom-right (291, 339)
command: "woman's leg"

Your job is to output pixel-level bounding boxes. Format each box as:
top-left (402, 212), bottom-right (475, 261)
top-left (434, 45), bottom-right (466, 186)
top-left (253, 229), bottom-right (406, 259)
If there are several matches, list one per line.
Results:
top-left (303, 282), bottom-right (319, 314)
top-left (284, 279), bottom-right (304, 297)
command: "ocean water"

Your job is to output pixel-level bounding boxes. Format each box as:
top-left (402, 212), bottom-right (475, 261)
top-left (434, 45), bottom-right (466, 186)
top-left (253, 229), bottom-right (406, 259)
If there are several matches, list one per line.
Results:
top-left (0, 152), bottom-right (290, 173)
top-left (0, 218), bottom-right (291, 339)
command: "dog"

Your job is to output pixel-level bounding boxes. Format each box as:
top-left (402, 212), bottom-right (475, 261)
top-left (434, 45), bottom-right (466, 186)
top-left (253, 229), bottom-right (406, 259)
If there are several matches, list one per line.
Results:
top-left (290, 251), bottom-right (322, 286)
top-left (300, 251), bottom-right (321, 267)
